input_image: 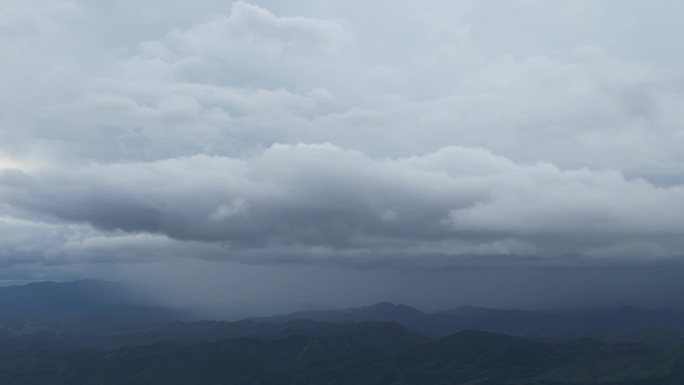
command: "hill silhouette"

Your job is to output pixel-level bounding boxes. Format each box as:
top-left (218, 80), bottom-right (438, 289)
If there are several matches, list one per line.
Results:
top-left (0, 281), bottom-right (683, 384)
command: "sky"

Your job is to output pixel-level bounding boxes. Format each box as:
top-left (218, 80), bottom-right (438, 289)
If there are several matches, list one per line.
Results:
top-left (1, 0), bottom-right (684, 313)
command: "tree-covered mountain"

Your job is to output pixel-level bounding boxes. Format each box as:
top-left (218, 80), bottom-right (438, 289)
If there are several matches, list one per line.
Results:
top-left (0, 322), bottom-right (683, 385)
top-left (1, 280), bottom-right (684, 384)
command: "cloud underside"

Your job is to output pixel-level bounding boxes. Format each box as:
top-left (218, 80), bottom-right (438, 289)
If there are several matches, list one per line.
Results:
top-left (2, 143), bottom-right (683, 269)
top-left (1, 0), bottom-right (684, 275)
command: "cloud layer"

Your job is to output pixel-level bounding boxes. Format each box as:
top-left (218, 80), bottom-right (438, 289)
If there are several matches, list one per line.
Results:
top-left (2, 144), bottom-right (683, 271)
top-left (1, 0), bottom-right (684, 306)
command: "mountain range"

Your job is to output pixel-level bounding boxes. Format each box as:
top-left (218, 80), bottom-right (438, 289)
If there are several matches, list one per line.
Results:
top-left (0, 280), bottom-right (683, 384)
top-left (253, 301), bottom-right (684, 346)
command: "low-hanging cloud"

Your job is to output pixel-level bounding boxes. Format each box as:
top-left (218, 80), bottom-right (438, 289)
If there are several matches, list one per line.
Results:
top-left (2, 143), bottom-right (683, 269)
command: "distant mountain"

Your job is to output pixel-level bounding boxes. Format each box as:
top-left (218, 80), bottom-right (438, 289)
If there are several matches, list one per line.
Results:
top-left (253, 302), bottom-right (431, 328)
top-left (2, 280), bottom-right (684, 347)
top-left (255, 302), bottom-right (684, 346)
top-left (1, 281), bottom-right (684, 383)
top-left (0, 280), bottom-right (191, 335)
top-left (0, 280), bottom-right (127, 313)
top-left (0, 281), bottom-right (341, 348)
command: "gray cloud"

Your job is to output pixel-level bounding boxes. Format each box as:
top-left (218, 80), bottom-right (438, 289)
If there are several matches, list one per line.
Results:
top-left (1, 0), bottom-right (684, 308)
top-left (2, 144), bottom-right (683, 271)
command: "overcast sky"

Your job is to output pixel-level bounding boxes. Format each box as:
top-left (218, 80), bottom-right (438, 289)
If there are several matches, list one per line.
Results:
top-left (1, 0), bottom-right (684, 312)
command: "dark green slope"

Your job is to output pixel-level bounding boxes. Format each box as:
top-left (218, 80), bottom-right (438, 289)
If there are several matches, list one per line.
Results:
top-left (0, 323), bottom-right (682, 385)
top-left (0, 281), bottom-right (683, 384)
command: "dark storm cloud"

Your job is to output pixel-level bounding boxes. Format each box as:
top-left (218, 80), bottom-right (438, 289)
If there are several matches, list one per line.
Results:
top-left (2, 144), bottom-right (683, 270)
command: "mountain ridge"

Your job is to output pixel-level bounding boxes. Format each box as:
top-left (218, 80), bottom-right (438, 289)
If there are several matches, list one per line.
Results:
top-left (0, 281), bottom-right (682, 383)
top-left (2, 280), bottom-right (684, 347)
top-left (253, 301), bottom-right (684, 346)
